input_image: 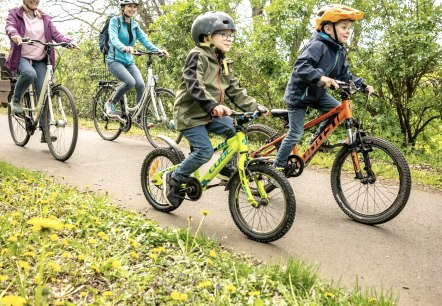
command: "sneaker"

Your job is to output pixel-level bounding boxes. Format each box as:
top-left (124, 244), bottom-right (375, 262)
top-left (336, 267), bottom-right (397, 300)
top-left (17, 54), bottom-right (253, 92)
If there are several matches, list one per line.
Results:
top-left (40, 132), bottom-right (57, 143)
top-left (162, 171), bottom-right (184, 208)
top-left (217, 166), bottom-right (234, 181)
top-left (104, 101), bottom-right (117, 117)
top-left (10, 100), bottom-right (23, 114)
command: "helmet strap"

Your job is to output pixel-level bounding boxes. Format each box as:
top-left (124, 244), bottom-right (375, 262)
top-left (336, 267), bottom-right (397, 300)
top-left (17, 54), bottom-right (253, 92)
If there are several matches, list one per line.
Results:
top-left (22, 3), bottom-right (38, 17)
top-left (332, 24), bottom-right (339, 44)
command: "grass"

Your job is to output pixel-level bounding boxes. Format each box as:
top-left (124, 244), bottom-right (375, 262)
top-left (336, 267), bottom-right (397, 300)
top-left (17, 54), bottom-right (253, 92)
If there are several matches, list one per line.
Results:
top-left (0, 161), bottom-right (396, 305)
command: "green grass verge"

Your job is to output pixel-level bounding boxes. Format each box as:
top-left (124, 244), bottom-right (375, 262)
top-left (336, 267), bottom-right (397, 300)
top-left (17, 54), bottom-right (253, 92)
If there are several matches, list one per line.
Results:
top-left (0, 161), bottom-right (396, 305)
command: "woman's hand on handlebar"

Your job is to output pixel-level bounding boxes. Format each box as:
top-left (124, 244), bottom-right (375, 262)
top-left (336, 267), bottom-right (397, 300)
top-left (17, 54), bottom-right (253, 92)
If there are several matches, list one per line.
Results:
top-left (158, 49), bottom-right (169, 58)
top-left (11, 35), bottom-right (22, 45)
top-left (211, 105), bottom-right (233, 117)
top-left (124, 46), bottom-right (135, 54)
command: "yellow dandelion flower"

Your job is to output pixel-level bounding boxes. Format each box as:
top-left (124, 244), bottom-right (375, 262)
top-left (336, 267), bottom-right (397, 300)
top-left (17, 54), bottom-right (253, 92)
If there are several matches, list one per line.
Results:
top-left (149, 254), bottom-right (158, 261)
top-left (91, 265), bottom-right (100, 273)
top-left (62, 252), bottom-right (73, 259)
top-left (18, 261), bottom-right (31, 270)
top-left (170, 291), bottom-right (181, 300)
top-left (64, 224), bottom-right (76, 230)
top-left (7, 236), bottom-right (18, 243)
top-left (1, 248), bottom-right (10, 255)
top-left (209, 250), bottom-right (217, 258)
top-left (225, 284), bottom-right (237, 293)
top-left (0, 275), bottom-right (9, 282)
top-left (97, 232), bottom-right (106, 237)
top-left (100, 235), bottom-right (109, 241)
top-left (48, 215), bottom-right (58, 220)
top-left (368, 297), bottom-right (378, 303)
top-left (50, 234), bottom-right (58, 241)
top-left (151, 246), bottom-right (166, 253)
top-left (112, 260), bottom-right (121, 269)
top-left (46, 251), bottom-right (55, 257)
top-left (48, 261), bottom-right (61, 272)
top-left (130, 252), bottom-right (139, 259)
top-left (11, 220), bottom-right (19, 226)
top-left (61, 239), bottom-right (68, 246)
top-left (77, 255), bottom-right (86, 261)
top-left (54, 301), bottom-right (64, 305)
top-left (0, 295), bottom-right (27, 306)
top-left (28, 246), bottom-right (35, 251)
top-left (102, 291), bottom-right (113, 297)
top-left (80, 292), bottom-right (87, 297)
top-left (128, 238), bottom-right (138, 249)
top-left (197, 281), bottom-right (212, 288)
top-left (200, 210), bottom-right (210, 216)
top-left (207, 258), bottom-right (214, 265)
top-left (248, 291), bottom-right (261, 296)
top-left (27, 218), bottom-right (63, 232)
top-left (179, 293), bottom-right (188, 301)
top-left (23, 251), bottom-right (36, 257)
top-left (34, 275), bottom-right (41, 284)
top-left (324, 291), bottom-right (335, 299)
top-left (88, 239), bottom-right (97, 244)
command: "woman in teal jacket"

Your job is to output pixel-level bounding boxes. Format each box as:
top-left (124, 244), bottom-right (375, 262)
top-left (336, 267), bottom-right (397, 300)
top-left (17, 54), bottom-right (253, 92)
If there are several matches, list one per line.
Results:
top-left (105, 0), bottom-right (168, 119)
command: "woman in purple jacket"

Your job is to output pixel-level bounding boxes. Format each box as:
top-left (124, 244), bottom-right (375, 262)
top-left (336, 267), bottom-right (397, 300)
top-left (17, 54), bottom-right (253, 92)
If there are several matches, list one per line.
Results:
top-left (5, 0), bottom-right (77, 142)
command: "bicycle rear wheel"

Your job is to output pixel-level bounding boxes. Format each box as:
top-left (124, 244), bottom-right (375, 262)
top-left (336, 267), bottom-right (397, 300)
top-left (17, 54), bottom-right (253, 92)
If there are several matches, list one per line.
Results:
top-left (246, 123), bottom-right (281, 158)
top-left (92, 85), bottom-right (123, 141)
top-left (8, 92), bottom-right (31, 147)
top-left (140, 148), bottom-right (185, 212)
top-left (143, 88), bottom-right (182, 148)
top-left (43, 85), bottom-right (78, 161)
top-left (331, 136), bottom-right (411, 224)
top-left (228, 164), bottom-right (296, 243)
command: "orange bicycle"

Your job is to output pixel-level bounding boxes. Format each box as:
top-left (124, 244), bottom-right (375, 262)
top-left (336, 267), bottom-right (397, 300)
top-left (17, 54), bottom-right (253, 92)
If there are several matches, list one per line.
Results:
top-left (246, 80), bottom-right (411, 224)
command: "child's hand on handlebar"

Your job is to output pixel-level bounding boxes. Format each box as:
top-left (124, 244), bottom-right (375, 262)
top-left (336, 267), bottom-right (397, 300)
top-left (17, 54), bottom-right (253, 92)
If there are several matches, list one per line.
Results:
top-left (211, 105), bottom-right (233, 117)
top-left (319, 76), bottom-right (340, 90)
top-left (257, 105), bottom-right (269, 116)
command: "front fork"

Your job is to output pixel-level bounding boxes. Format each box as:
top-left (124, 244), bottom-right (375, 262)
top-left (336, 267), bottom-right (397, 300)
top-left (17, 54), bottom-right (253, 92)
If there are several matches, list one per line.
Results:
top-left (238, 153), bottom-right (268, 207)
top-left (346, 121), bottom-right (375, 182)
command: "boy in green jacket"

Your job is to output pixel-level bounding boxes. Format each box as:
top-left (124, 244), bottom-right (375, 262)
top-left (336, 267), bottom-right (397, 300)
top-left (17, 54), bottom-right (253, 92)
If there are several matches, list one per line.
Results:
top-left (163, 11), bottom-right (266, 207)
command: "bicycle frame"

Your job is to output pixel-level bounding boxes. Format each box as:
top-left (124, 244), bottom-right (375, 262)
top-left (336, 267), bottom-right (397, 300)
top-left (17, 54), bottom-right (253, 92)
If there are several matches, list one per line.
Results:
top-left (121, 52), bottom-right (165, 123)
top-left (251, 92), bottom-right (363, 175)
top-left (151, 121), bottom-right (268, 206)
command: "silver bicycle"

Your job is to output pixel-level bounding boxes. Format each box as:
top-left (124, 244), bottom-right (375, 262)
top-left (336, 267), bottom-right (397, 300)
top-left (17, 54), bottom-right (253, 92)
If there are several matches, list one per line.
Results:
top-left (92, 50), bottom-right (180, 147)
top-left (7, 38), bottom-right (78, 162)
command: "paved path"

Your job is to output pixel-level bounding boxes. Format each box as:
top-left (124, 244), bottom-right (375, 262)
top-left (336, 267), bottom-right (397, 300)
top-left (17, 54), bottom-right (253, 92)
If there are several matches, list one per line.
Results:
top-left (0, 114), bottom-right (440, 305)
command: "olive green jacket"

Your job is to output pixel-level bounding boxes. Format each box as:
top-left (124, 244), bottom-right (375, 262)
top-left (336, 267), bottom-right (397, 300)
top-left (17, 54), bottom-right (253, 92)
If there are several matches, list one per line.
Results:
top-left (173, 45), bottom-right (257, 131)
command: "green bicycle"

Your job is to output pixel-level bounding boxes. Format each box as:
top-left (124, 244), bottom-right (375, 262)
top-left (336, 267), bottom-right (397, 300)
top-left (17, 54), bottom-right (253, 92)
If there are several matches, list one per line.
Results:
top-left (140, 111), bottom-right (296, 243)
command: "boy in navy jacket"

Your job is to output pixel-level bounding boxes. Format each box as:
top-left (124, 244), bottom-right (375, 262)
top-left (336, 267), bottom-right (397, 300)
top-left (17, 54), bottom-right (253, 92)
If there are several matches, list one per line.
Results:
top-left (274, 4), bottom-right (373, 168)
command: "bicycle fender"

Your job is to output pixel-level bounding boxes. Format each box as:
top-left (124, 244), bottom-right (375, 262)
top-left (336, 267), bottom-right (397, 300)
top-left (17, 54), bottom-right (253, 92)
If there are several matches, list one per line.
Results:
top-left (156, 135), bottom-right (183, 157)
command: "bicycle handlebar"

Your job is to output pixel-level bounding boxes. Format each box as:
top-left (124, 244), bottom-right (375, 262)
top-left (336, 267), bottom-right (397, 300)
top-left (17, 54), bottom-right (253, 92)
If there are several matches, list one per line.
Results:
top-left (132, 50), bottom-right (167, 57)
top-left (21, 37), bottom-right (75, 48)
top-left (317, 79), bottom-right (378, 97)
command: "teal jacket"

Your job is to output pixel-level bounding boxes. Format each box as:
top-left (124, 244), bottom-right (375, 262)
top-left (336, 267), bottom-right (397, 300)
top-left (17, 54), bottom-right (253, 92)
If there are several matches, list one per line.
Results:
top-left (107, 15), bottom-right (158, 65)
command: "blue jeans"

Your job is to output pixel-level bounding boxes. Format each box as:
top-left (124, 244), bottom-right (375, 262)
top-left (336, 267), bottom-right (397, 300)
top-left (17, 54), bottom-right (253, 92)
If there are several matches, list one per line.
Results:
top-left (107, 62), bottom-right (144, 104)
top-left (13, 58), bottom-right (47, 102)
top-left (172, 117), bottom-right (236, 182)
top-left (274, 93), bottom-right (340, 167)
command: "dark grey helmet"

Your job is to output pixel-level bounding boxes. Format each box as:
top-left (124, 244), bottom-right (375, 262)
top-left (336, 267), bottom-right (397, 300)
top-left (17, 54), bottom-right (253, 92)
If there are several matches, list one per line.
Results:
top-left (191, 11), bottom-right (236, 45)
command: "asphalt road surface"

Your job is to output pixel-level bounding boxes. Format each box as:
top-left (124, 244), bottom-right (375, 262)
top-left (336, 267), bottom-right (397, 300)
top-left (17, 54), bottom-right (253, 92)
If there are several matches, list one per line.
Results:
top-left (0, 114), bottom-right (441, 305)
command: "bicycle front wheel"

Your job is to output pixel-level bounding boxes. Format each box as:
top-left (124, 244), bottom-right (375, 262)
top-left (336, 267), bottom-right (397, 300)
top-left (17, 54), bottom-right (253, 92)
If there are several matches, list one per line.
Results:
top-left (43, 85), bottom-right (78, 161)
top-left (8, 92), bottom-right (31, 147)
top-left (331, 136), bottom-right (412, 224)
top-left (228, 164), bottom-right (296, 243)
top-left (140, 147), bottom-right (185, 212)
top-left (143, 88), bottom-right (182, 148)
top-left (92, 85), bottom-right (123, 141)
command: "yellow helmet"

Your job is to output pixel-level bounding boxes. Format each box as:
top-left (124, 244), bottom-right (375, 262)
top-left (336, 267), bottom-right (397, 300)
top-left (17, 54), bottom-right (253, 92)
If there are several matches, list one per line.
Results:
top-left (315, 4), bottom-right (364, 30)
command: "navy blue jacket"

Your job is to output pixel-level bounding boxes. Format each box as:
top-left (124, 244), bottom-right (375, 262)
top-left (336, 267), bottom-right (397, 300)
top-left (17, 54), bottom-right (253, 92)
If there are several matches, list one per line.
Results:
top-left (284, 31), bottom-right (363, 107)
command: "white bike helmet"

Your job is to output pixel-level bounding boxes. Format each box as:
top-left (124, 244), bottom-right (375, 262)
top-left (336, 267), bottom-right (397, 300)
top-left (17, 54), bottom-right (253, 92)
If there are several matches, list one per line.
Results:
top-left (119, 0), bottom-right (139, 6)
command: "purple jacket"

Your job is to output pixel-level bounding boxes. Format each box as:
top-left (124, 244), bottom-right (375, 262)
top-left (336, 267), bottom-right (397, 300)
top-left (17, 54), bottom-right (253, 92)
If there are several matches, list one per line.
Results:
top-left (5, 7), bottom-right (71, 71)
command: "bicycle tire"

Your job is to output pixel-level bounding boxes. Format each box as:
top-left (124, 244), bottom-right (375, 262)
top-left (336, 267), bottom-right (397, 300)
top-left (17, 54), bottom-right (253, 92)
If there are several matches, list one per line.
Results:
top-left (43, 85), bottom-right (78, 162)
top-left (140, 147), bottom-right (185, 212)
top-left (228, 164), bottom-right (296, 242)
top-left (143, 88), bottom-right (181, 148)
top-left (92, 85), bottom-right (123, 141)
top-left (8, 92), bottom-right (31, 147)
top-left (331, 136), bottom-right (411, 224)
top-left (246, 123), bottom-right (281, 157)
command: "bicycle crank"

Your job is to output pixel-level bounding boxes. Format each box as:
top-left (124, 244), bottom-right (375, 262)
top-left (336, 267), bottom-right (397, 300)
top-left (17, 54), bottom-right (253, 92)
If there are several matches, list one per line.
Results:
top-left (184, 177), bottom-right (202, 201)
top-left (285, 154), bottom-right (304, 178)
